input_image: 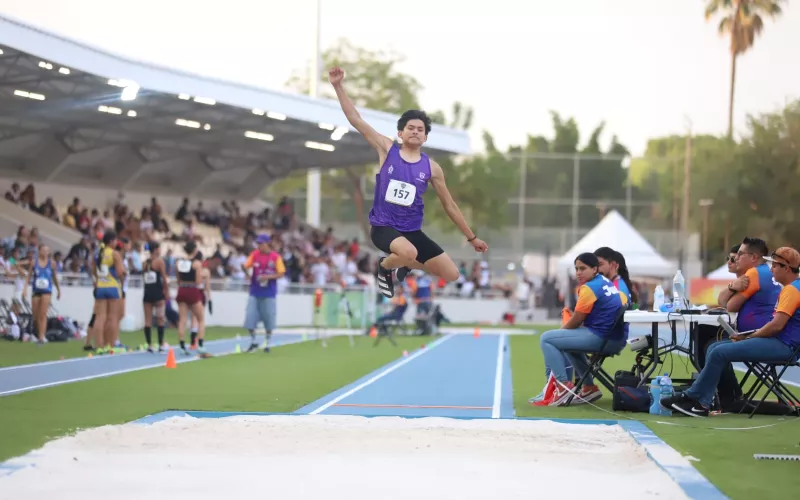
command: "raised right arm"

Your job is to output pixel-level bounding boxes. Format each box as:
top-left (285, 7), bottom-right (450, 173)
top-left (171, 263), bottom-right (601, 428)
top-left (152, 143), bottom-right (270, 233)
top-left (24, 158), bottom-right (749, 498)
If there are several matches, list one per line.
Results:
top-left (329, 68), bottom-right (393, 159)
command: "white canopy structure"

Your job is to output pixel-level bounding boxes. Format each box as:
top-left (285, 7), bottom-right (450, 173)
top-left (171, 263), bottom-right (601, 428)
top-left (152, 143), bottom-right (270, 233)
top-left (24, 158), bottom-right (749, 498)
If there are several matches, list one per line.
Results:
top-left (557, 210), bottom-right (675, 278)
top-left (706, 263), bottom-right (736, 280)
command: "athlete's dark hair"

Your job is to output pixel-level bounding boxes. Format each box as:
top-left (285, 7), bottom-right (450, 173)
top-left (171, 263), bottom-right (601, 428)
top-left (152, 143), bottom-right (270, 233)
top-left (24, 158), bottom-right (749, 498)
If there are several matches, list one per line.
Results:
top-left (575, 252), bottom-right (599, 269)
top-left (183, 241), bottom-right (197, 255)
top-left (730, 244), bottom-right (740, 254)
top-left (593, 247), bottom-right (617, 263)
top-left (593, 246), bottom-right (637, 304)
top-left (614, 251), bottom-right (638, 304)
top-left (741, 236), bottom-right (769, 258)
top-left (102, 230), bottom-right (117, 246)
top-left (397, 110), bottom-right (432, 135)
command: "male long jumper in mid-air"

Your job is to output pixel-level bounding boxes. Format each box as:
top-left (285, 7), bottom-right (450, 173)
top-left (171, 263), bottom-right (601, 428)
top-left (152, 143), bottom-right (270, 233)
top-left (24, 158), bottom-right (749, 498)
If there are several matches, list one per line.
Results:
top-left (329, 67), bottom-right (488, 298)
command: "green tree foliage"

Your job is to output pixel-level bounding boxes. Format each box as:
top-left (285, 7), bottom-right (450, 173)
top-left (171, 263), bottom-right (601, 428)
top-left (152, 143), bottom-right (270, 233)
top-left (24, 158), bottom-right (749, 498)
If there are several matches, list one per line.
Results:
top-left (516, 112), bottom-right (631, 228)
top-left (634, 99), bottom-right (800, 260)
top-left (424, 131), bottom-right (516, 234)
top-left (279, 38), bottom-right (491, 240)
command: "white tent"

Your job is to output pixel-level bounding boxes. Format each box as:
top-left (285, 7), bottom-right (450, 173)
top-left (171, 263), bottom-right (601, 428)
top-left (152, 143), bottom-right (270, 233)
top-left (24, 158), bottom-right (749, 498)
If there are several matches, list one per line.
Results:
top-left (706, 263), bottom-right (736, 280)
top-left (557, 210), bottom-right (675, 278)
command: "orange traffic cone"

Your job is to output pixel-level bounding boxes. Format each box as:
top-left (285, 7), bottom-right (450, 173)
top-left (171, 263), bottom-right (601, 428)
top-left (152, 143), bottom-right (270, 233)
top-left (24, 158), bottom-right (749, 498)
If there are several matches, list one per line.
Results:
top-left (165, 348), bottom-right (177, 369)
top-left (369, 326), bottom-right (378, 338)
top-left (473, 327), bottom-right (480, 338)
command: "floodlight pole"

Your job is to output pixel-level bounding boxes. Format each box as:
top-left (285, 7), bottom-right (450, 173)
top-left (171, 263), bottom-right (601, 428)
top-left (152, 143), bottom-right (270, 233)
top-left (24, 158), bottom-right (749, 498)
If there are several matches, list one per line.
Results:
top-left (306, 0), bottom-right (323, 228)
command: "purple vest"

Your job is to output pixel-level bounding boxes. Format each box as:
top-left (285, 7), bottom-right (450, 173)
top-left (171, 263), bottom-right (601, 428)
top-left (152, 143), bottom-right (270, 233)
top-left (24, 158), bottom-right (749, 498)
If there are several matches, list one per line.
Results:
top-left (368, 143), bottom-right (431, 232)
top-left (249, 251), bottom-right (280, 298)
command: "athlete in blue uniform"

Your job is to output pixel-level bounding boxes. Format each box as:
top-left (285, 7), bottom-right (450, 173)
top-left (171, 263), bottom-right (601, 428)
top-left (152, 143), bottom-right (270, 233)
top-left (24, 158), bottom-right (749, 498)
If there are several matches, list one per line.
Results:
top-left (22, 244), bottom-right (61, 344)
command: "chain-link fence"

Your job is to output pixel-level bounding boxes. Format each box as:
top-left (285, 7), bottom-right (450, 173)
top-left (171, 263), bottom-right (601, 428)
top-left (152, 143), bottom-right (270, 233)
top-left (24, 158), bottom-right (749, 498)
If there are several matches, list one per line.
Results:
top-left (278, 152), bottom-right (693, 276)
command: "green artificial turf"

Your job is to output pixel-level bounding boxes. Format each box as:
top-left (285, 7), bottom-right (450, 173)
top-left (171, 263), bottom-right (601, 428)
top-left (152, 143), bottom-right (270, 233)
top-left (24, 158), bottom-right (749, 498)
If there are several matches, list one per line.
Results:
top-left (509, 335), bottom-right (800, 499)
top-left (0, 327), bottom-right (244, 367)
top-left (0, 335), bottom-right (431, 462)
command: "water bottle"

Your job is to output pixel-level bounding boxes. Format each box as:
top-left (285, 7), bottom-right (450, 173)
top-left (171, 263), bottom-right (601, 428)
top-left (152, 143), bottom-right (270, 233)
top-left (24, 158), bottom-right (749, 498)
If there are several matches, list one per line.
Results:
top-left (659, 374), bottom-right (674, 416)
top-left (672, 270), bottom-right (686, 310)
top-left (649, 376), bottom-right (663, 415)
top-left (653, 285), bottom-right (665, 312)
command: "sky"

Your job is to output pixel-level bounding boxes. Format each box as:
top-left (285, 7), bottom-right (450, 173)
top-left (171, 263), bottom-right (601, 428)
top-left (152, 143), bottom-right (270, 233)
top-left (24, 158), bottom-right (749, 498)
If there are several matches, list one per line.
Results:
top-left (0, 0), bottom-right (797, 156)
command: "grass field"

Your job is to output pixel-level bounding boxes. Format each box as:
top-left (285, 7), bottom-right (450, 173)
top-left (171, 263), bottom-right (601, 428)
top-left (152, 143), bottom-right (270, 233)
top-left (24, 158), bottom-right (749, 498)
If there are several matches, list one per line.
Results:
top-left (2, 330), bottom-right (798, 499)
top-left (510, 335), bottom-right (800, 499)
top-left (0, 335), bottom-right (427, 462)
top-left (0, 327), bottom-right (246, 367)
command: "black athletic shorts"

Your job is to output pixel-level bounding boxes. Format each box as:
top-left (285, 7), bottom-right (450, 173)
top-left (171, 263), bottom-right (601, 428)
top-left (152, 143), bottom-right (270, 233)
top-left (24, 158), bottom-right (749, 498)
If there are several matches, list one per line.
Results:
top-left (370, 225), bottom-right (444, 264)
top-left (143, 291), bottom-right (165, 304)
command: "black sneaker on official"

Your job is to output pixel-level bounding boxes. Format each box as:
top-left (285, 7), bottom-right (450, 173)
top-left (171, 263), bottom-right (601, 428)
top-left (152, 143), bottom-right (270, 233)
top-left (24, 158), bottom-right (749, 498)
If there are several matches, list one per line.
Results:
top-left (396, 266), bottom-right (412, 283)
top-left (664, 393), bottom-right (709, 417)
top-left (376, 257), bottom-right (394, 298)
top-left (660, 392), bottom-right (689, 410)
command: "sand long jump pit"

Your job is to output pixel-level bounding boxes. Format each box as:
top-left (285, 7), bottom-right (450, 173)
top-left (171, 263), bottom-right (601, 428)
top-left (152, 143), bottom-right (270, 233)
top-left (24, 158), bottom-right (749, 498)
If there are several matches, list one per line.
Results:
top-left (0, 414), bottom-right (721, 500)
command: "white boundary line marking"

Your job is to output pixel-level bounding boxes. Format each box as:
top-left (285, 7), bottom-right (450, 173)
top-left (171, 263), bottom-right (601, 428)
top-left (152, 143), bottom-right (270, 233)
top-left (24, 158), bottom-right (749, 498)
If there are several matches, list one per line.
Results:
top-left (491, 334), bottom-right (505, 418)
top-left (0, 334), bottom-right (301, 373)
top-left (0, 339), bottom-right (298, 397)
top-left (308, 335), bottom-right (454, 415)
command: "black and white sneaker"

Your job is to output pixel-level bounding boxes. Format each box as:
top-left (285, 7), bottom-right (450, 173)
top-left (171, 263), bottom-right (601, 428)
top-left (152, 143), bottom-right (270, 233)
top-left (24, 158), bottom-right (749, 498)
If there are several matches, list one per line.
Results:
top-left (396, 266), bottom-right (412, 283)
top-left (376, 257), bottom-right (394, 298)
top-left (662, 392), bottom-right (709, 417)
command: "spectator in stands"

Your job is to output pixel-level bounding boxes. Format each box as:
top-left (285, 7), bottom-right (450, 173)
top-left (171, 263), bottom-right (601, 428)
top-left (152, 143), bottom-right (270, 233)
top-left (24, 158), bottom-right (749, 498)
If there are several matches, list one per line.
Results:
top-left (139, 207), bottom-right (154, 241)
top-left (175, 198), bottom-right (190, 222)
top-left (150, 197), bottom-right (163, 227)
top-left (1, 225), bottom-right (24, 254)
top-left (53, 251), bottom-right (64, 272)
top-left (19, 184), bottom-right (36, 210)
top-left (127, 242), bottom-right (143, 275)
top-left (77, 207), bottom-right (91, 234)
top-left (65, 235), bottom-right (92, 273)
top-left (164, 248), bottom-right (175, 276)
top-left (68, 197), bottom-right (81, 217)
top-left (5, 182), bottom-right (21, 202)
top-left (309, 255), bottom-right (331, 286)
top-left (27, 228), bottom-right (39, 255)
top-left (39, 197), bottom-right (60, 223)
top-left (275, 197), bottom-right (293, 230)
top-left (182, 219), bottom-right (203, 243)
top-left (227, 249), bottom-right (248, 281)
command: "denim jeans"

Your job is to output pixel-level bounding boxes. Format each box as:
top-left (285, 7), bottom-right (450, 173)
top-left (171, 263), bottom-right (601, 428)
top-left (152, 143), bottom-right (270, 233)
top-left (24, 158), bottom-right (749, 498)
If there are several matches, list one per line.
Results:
top-left (540, 327), bottom-right (626, 385)
top-left (685, 337), bottom-right (795, 408)
top-left (244, 296), bottom-right (277, 331)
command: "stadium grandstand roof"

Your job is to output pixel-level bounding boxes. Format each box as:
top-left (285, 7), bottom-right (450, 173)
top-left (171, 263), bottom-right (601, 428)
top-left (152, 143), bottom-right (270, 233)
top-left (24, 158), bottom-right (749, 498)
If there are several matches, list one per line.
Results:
top-left (0, 14), bottom-right (470, 200)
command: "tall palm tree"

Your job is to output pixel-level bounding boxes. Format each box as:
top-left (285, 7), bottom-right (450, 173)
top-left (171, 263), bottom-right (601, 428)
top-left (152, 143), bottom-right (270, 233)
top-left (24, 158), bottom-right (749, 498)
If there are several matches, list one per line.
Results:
top-left (704, 0), bottom-right (784, 139)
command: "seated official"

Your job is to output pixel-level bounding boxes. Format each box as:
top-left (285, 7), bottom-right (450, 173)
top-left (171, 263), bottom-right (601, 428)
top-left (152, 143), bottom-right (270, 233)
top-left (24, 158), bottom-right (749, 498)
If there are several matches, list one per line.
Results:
top-left (370, 285), bottom-right (409, 332)
top-left (711, 237), bottom-right (780, 405)
top-left (594, 246), bottom-right (637, 331)
top-left (539, 253), bottom-right (628, 407)
top-left (533, 246), bottom-right (635, 406)
top-left (719, 238), bottom-right (780, 331)
top-left (662, 247), bottom-right (800, 417)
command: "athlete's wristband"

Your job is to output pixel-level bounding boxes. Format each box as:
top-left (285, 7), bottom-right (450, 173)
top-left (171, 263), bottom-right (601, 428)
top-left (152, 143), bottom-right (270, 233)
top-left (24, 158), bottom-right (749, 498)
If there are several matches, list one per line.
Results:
top-left (467, 235), bottom-right (477, 242)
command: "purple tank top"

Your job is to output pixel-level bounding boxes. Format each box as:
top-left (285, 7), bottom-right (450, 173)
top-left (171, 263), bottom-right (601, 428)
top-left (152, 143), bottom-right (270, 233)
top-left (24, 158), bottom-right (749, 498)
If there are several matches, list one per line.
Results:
top-left (368, 143), bottom-right (431, 232)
